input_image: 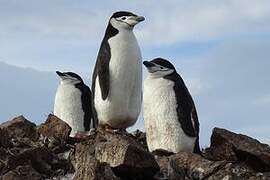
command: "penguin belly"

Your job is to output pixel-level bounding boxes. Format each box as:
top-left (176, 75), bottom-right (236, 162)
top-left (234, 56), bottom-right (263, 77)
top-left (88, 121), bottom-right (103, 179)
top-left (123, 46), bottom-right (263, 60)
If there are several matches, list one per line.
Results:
top-left (94, 31), bottom-right (142, 129)
top-left (54, 84), bottom-right (85, 137)
top-left (143, 77), bottom-right (196, 153)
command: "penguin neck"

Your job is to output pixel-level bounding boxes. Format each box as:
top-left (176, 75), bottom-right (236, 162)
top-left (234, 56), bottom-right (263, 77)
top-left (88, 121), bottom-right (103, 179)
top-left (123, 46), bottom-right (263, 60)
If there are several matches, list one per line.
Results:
top-left (164, 72), bottom-right (189, 90)
top-left (104, 23), bottom-right (134, 40)
top-left (60, 80), bottom-right (82, 86)
top-left (163, 71), bottom-right (179, 82)
top-left (104, 23), bottom-right (119, 40)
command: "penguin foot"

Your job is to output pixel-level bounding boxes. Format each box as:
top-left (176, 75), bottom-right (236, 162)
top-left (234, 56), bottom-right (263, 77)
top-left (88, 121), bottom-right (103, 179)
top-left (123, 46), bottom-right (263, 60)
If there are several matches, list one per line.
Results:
top-left (101, 124), bottom-right (117, 134)
top-left (115, 128), bottom-right (128, 135)
top-left (74, 131), bottom-right (90, 139)
top-left (98, 124), bottom-right (131, 136)
top-left (89, 128), bottom-right (97, 136)
top-left (100, 125), bottom-right (128, 135)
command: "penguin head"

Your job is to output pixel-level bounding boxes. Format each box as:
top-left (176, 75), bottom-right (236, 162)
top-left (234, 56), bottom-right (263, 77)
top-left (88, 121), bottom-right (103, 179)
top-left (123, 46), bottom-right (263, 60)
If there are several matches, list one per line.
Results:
top-left (143, 58), bottom-right (175, 78)
top-left (109, 11), bottom-right (145, 31)
top-left (56, 71), bottom-right (84, 85)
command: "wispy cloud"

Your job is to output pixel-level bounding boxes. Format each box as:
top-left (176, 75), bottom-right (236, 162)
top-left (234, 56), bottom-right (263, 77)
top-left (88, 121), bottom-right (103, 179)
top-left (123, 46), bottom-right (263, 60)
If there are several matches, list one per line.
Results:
top-left (138, 0), bottom-right (270, 45)
top-left (254, 93), bottom-right (270, 105)
top-left (1, 0), bottom-right (270, 145)
top-left (1, 0), bottom-right (270, 47)
top-left (191, 37), bottom-right (270, 145)
top-left (1, 0), bottom-right (270, 71)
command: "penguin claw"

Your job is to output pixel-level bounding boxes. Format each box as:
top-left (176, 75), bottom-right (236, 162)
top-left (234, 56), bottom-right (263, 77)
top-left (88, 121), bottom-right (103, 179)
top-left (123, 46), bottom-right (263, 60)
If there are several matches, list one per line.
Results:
top-left (116, 129), bottom-right (128, 134)
top-left (98, 124), bottom-right (116, 134)
top-left (74, 131), bottom-right (90, 139)
top-left (100, 125), bottom-right (128, 135)
top-left (89, 128), bottom-right (97, 136)
top-left (106, 128), bottom-right (118, 134)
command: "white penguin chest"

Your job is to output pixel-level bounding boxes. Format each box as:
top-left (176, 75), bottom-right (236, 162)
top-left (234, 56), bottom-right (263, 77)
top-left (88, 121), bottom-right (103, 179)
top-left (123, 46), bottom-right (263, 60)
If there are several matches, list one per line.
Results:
top-left (54, 83), bottom-right (85, 137)
top-left (143, 76), bottom-right (196, 153)
top-left (108, 31), bottom-right (142, 87)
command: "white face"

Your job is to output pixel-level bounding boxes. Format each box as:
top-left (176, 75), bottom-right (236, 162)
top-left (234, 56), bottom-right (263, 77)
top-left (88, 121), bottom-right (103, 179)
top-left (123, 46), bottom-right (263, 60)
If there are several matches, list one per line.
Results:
top-left (60, 76), bottom-right (81, 85)
top-left (110, 15), bottom-right (145, 31)
top-left (145, 63), bottom-right (175, 78)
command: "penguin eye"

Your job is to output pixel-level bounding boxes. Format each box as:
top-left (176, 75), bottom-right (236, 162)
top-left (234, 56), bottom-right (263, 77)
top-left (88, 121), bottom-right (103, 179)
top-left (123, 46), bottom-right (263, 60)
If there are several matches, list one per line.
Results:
top-left (121, 17), bottom-right (126, 20)
top-left (160, 67), bottom-right (164, 69)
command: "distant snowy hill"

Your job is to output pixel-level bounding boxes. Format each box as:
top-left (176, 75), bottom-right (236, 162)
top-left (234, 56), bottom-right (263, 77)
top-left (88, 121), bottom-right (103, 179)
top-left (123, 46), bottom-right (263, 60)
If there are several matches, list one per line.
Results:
top-left (0, 62), bottom-right (58, 124)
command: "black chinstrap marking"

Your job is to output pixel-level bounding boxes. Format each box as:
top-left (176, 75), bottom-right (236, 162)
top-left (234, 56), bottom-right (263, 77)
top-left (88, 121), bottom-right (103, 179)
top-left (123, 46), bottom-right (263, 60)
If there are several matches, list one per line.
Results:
top-left (114, 18), bottom-right (134, 28)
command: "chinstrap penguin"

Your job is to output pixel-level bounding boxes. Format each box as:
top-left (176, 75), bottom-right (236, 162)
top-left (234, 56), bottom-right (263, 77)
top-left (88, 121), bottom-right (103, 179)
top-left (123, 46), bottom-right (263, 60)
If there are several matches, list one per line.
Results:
top-left (92, 11), bottom-right (145, 131)
top-left (143, 58), bottom-right (200, 154)
top-left (54, 71), bottom-right (94, 137)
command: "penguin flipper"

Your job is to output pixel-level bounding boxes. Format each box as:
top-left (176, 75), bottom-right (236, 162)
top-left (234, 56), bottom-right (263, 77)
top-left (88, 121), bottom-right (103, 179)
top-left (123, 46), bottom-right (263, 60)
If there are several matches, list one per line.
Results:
top-left (82, 85), bottom-right (93, 130)
top-left (96, 40), bottom-right (111, 100)
top-left (75, 83), bottom-right (94, 130)
top-left (177, 88), bottom-right (199, 137)
top-left (98, 65), bottom-right (110, 100)
top-left (173, 75), bottom-right (201, 154)
top-left (166, 73), bottom-right (198, 137)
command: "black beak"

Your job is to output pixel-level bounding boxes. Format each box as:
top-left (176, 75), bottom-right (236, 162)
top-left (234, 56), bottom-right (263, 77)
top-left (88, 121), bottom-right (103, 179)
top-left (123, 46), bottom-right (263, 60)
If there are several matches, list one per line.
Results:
top-left (56, 71), bottom-right (65, 77)
top-left (143, 61), bottom-right (155, 68)
top-left (135, 16), bottom-right (145, 22)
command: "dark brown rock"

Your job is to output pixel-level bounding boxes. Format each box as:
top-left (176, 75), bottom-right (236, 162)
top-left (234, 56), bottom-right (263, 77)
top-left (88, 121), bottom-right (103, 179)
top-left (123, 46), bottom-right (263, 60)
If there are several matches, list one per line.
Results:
top-left (152, 149), bottom-right (175, 157)
top-left (248, 172), bottom-right (270, 180)
top-left (0, 159), bottom-right (5, 175)
top-left (0, 148), bottom-right (12, 175)
top-left (154, 155), bottom-right (170, 180)
top-left (0, 128), bottom-right (11, 148)
top-left (2, 165), bottom-right (42, 180)
top-left (205, 128), bottom-right (270, 172)
top-left (95, 130), bottom-right (159, 179)
top-left (155, 153), bottom-right (270, 180)
top-left (132, 129), bottom-right (148, 150)
top-left (5, 146), bottom-right (72, 177)
top-left (73, 138), bottom-right (119, 180)
top-left (0, 116), bottom-right (39, 141)
top-left (0, 147), bottom-right (10, 163)
top-left (37, 114), bottom-right (71, 141)
top-left (208, 162), bottom-right (256, 180)
top-left (2, 113), bottom-right (270, 180)
top-left (156, 152), bottom-right (226, 180)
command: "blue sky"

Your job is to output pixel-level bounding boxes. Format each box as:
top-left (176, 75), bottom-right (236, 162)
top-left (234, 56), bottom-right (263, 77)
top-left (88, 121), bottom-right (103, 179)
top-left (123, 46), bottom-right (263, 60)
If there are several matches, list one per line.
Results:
top-left (0, 0), bottom-right (270, 146)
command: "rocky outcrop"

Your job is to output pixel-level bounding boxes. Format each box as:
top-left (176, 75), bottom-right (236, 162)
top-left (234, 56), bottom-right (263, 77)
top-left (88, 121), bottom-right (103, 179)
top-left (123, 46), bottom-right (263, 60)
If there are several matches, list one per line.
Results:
top-left (0, 115), bottom-right (270, 179)
top-left (155, 152), bottom-right (226, 179)
top-left (94, 130), bottom-right (159, 179)
top-left (0, 115), bottom-right (73, 179)
top-left (72, 137), bottom-right (120, 180)
top-left (154, 128), bottom-right (270, 179)
top-left (205, 128), bottom-right (270, 172)
top-left (0, 128), bottom-right (12, 148)
top-left (2, 165), bottom-right (42, 180)
top-left (72, 129), bottom-right (159, 179)
top-left (1, 116), bottom-right (39, 141)
top-left (37, 114), bottom-right (71, 142)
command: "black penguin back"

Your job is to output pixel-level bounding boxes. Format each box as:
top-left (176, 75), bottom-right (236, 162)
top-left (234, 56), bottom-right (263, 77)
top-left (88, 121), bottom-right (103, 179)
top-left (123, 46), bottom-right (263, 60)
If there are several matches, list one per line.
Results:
top-left (75, 82), bottom-right (94, 130)
top-left (91, 18), bottom-right (120, 124)
top-left (164, 71), bottom-right (200, 154)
